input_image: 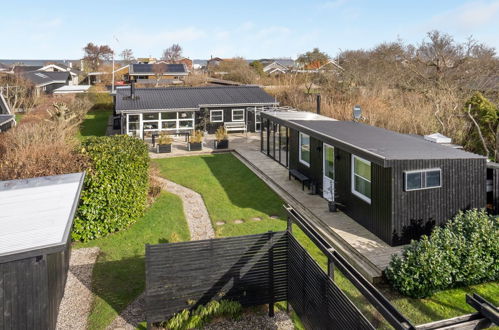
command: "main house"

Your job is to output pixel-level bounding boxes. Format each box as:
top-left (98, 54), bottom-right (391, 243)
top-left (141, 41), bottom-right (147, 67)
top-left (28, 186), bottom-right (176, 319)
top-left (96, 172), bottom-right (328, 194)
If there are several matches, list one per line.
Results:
top-left (114, 85), bottom-right (277, 137)
top-left (261, 110), bottom-right (489, 246)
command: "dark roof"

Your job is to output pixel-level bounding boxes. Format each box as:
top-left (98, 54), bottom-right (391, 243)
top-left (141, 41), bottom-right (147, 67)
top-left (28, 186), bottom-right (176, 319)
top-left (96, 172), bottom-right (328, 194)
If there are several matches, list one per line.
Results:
top-left (0, 114), bottom-right (14, 125)
top-left (129, 63), bottom-right (187, 75)
top-left (22, 71), bottom-right (70, 86)
top-left (12, 65), bottom-right (42, 73)
top-left (115, 85), bottom-right (277, 111)
top-left (0, 94), bottom-right (10, 115)
top-left (288, 119), bottom-right (484, 163)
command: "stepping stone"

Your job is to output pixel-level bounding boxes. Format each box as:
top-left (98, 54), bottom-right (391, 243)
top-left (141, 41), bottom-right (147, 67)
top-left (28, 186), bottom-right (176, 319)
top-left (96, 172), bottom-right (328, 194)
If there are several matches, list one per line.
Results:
top-left (216, 221), bottom-right (226, 226)
top-left (251, 217), bottom-right (262, 221)
top-left (270, 215), bottom-right (280, 219)
top-left (233, 219), bottom-right (244, 224)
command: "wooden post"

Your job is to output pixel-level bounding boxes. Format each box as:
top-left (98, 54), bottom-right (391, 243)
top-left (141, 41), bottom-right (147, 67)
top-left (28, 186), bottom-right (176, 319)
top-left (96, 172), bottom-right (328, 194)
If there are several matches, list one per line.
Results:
top-left (268, 231), bottom-right (275, 317)
top-left (327, 258), bottom-right (334, 281)
top-left (287, 216), bottom-right (293, 234)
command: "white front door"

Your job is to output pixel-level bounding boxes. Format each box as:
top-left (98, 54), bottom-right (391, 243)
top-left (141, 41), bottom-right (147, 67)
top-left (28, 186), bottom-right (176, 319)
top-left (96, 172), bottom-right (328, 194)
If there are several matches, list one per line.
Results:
top-left (323, 143), bottom-right (335, 201)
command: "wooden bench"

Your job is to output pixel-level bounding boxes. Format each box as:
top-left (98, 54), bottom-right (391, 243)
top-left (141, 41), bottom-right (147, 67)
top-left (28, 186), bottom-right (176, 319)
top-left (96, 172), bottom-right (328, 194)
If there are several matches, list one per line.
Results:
top-left (289, 169), bottom-right (311, 191)
top-left (224, 122), bottom-right (247, 133)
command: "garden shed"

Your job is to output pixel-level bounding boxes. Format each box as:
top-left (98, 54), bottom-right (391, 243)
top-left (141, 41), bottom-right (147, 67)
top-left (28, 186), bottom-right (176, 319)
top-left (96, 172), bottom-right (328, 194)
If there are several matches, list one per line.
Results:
top-left (0, 172), bottom-right (85, 330)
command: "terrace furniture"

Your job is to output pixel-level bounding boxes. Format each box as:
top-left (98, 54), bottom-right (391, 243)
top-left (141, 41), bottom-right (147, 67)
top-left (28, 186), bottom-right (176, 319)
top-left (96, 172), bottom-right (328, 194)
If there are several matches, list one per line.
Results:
top-left (289, 169), bottom-right (311, 191)
top-left (151, 131), bottom-right (190, 146)
top-left (224, 122), bottom-right (247, 133)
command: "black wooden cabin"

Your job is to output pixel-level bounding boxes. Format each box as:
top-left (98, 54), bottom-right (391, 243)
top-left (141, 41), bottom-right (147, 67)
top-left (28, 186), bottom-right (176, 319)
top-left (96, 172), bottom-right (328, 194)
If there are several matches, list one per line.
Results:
top-left (261, 111), bottom-right (488, 246)
top-left (0, 172), bottom-right (85, 330)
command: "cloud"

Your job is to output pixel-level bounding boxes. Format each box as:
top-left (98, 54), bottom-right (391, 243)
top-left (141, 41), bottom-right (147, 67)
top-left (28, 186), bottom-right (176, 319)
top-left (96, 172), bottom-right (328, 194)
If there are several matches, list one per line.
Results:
top-left (429, 0), bottom-right (499, 30)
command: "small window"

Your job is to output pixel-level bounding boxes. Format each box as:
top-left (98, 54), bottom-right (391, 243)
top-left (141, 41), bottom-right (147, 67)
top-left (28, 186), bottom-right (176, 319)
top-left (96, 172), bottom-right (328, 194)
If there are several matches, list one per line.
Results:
top-left (143, 113), bottom-right (159, 120)
top-left (404, 169), bottom-right (441, 191)
top-left (161, 112), bottom-right (177, 120)
top-left (352, 155), bottom-right (371, 203)
top-left (299, 133), bottom-right (310, 166)
top-left (210, 110), bottom-right (223, 122)
top-left (232, 109), bottom-right (245, 121)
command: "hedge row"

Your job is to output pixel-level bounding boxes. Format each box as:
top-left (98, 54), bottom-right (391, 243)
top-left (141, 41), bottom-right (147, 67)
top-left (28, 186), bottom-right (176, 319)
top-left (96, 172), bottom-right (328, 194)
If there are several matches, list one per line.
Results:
top-left (385, 209), bottom-right (499, 298)
top-left (72, 135), bottom-right (150, 241)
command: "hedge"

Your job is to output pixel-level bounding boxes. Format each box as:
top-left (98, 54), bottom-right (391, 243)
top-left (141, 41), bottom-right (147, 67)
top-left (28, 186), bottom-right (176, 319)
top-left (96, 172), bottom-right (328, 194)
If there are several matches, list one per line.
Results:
top-left (72, 135), bottom-right (150, 241)
top-left (385, 209), bottom-right (499, 298)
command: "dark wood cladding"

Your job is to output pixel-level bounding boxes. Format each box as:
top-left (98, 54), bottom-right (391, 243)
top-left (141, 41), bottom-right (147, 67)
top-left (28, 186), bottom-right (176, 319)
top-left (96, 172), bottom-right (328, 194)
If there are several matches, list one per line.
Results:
top-left (288, 129), bottom-right (323, 189)
top-left (287, 235), bottom-right (374, 330)
top-left (0, 237), bottom-right (71, 330)
top-left (335, 148), bottom-right (393, 244)
top-left (198, 107), bottom-right (257, 134)
top-left (145, 232), bottom-right (288, 323)
top-left (488, 164), bottom-right (499, 215)
top-left (391, 158), bottom-right (487, 244)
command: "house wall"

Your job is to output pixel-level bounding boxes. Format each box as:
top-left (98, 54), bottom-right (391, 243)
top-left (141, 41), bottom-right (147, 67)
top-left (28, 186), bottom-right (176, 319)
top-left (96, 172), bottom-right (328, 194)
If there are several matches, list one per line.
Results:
top-left (0, 238), bottom-right (71, 330)
top-left (390, 158), bottom-right (487, 245)
top-left (200, 107), bottom-right (257, 134)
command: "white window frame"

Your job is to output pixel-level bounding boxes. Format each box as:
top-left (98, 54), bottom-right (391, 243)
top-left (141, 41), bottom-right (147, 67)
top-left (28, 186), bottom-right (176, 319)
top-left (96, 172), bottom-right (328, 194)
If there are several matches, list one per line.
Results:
top-left (299, 132), bottom-right (310, 167)
top-left (210, 109), bottom-right (224, 122)
top-left (351, 155), bottom-right (371, 204)
top-left (404, 168), bottom-right (442, 191)
top-left (231, 109), bottom-right (245, 122)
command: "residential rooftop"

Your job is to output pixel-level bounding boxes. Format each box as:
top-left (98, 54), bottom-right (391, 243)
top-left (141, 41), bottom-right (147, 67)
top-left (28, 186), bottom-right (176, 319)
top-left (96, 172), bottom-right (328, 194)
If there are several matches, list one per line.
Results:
top-left (22, 71), bottom-right (70, 86)
top-left (115, 85), bottom-right (278, 112)
top-left (129, 63), bottom-right (188, 75)
top-left (0, 172), bottom-right (85, 262)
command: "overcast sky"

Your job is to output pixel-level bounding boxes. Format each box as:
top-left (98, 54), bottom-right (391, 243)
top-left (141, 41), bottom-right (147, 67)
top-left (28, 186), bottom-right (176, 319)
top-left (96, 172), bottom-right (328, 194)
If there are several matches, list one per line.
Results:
top-left (1, 0), bottom-right (499, 60)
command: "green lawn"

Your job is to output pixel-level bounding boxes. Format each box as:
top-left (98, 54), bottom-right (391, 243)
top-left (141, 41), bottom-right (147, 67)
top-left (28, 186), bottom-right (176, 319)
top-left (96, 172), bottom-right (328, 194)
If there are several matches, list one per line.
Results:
top-left (78, 109), bottom-right (112, 137)
top-left (75, 192), bottom-right (190, 330)
top-left (155, 153), bottom-right (499, 327)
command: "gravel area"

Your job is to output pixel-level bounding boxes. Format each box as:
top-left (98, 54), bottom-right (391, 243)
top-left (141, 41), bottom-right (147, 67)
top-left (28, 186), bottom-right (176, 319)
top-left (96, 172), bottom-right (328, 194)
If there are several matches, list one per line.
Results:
top-left (202, 310), bottom-right (294, 330)
top-left (107, 176), bottom-right (216, 329)
top-left (56, 247), bottom-right (100, 330)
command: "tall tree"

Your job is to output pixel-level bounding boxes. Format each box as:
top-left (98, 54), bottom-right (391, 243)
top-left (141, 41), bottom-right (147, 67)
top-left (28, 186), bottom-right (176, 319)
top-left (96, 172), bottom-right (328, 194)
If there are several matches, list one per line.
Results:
top-left (120, 49), bottom-right (134, 64)
top-left (162, 44), bottom-right (183, 62)
top-left (82, 43), bottom-right (113, 72)
top-left (297, 48), bottom-right (330, 69)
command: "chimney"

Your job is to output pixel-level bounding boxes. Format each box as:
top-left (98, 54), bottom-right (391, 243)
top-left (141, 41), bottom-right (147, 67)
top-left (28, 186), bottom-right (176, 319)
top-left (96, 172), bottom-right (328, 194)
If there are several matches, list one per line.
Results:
top-left (316, 94), bottom-right (321, 115)
top-left (130, 81), bottom-right (135, 99)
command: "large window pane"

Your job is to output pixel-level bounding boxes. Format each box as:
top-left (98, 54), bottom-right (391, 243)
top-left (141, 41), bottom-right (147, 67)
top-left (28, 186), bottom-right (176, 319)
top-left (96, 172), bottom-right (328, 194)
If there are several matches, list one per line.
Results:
top-left (161, 112), bottom-right (176, 120)
top-left (299, 133), bottom-right (310, 166)
top-left (210, 110), bottom-right (223, 122)
top-left (262, 119), bottom-right (268, 153)
top-left (406, 172), bottom-right (422, 190)
top-left (162, 121), bottom-right (177, 129)
top-left (143, 122), bottom-right (158, 129)
top-left (128, 122), bottom-right (139, 131)
top-left (426, 170), bottom-right (441, 188)
top-left (179, 120), bottom-right (194, 128)
top-left (324, 145), bottom-right (334, 179)
top-left (128, 115), bottom-right (140, 122)
top-left (232, 109), bottom-right (245, 121)
top-left (354, 157), bottom-right (371, 181)
top-left (143, 113), bottom-right (159, 120)
top-left (352, 155), bottom-right (371, 202)
top-left (354, 176), bottom-right (371, 198)
top-left (179, 112), bottom-right (194, 119)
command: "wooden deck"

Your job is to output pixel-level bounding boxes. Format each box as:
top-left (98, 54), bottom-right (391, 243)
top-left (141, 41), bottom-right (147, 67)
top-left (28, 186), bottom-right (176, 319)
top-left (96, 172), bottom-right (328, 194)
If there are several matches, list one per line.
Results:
top-left (229, 135), bottom-right (404, 283)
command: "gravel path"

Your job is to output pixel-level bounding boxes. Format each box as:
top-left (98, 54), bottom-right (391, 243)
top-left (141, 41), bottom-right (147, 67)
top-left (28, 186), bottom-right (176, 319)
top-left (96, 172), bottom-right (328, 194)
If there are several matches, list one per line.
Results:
top-left (107, 176), bottom-right (215, 330)
top-left (56, 247), bottom-right (100, 330)
top-left (202, 310), bottom-right (294, 330)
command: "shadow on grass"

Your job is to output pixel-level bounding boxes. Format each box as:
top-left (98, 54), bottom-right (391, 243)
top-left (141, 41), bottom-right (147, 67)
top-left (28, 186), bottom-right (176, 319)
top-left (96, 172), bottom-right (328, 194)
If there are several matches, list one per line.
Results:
top-left (201, 153), bottom-right (286, 218)
top-left (79, 109), bottom-right (112, 137)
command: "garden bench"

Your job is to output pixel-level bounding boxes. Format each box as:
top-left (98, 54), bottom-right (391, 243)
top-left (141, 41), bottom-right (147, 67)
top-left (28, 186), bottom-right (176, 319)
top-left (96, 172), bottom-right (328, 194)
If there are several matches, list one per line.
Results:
top-left (288, 169), bottom-right (311, 191)
top-left (224, 122), bottom-right (247, 133)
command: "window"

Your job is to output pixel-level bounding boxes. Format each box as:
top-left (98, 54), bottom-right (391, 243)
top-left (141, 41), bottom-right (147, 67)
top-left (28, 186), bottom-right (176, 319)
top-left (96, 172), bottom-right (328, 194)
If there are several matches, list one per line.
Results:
top-left (299, 133), bottom-right (310, 166)
top-left (352, 155), bottom-right (371, 203)
top-left (210, 110), bottom-right (224, 122)
top-left (232, 109), bottom-right (245, 121)
top-left (161, 112), bottom-right (176, 120)
top-left (127, 114), bottom-right (140, 133)
top-left (405, 169), bottom-right (441, 191)
top-left (143, 113), bottom-right (159, 120)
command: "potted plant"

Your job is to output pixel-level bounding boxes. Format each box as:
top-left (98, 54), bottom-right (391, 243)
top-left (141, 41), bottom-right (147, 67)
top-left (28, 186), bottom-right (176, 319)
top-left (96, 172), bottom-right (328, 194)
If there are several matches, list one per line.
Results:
top-left (214, 126), bottom-right (229, 149)
top-left (188, 130), bottom-right (203, 151)
top-left (157, 133), bottom-right (173, 153)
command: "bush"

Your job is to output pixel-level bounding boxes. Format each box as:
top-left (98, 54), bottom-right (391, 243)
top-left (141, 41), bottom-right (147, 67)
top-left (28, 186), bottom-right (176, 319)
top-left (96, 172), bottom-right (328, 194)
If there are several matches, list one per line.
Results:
top-left (163, 300), bottom-right (242, 330)
top-left (385, 209), bottom-right (499, 298)
top-left (72, 135), bottom-right (150, 241)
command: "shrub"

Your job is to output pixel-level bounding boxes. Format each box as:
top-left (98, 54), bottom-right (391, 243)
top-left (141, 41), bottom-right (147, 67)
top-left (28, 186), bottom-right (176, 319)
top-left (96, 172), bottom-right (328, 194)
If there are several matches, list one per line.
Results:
top-left (163, 300), bottom-right (242, 329)
top-left (72, 135), bottom-right (150, 241)
top-left (385, 209), bottom-right (499, 298)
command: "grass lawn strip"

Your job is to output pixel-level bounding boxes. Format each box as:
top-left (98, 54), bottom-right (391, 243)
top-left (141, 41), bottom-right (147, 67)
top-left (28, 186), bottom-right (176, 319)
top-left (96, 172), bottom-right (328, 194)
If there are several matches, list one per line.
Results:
top-left (78, 108), bottom-right (112, 137)
top-left (75, 192), bottom-right (190, 330)
top-left (154, 153), bottom-right (499, 327)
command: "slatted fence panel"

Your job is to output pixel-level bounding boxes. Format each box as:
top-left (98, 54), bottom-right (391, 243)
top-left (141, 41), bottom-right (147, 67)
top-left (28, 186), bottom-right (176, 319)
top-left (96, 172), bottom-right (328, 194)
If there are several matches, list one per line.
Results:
top-left (145, 231), bottom-right (288, 323)
top-left (288, 234), bottom-right (375, 330)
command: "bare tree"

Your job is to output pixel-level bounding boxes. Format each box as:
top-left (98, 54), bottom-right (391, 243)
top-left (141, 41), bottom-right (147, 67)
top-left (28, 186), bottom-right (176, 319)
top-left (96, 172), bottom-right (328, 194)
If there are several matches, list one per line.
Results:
top-left (0, 74), bottom-right (37, 113)
top-left (152, 64), bottom-right (166, 87)
top-left (120, 49), bottom-right (134, 64)
top-left (82, 43), bottom-right (114, 72)
top-left (162, 44), bottom-right (183, 63)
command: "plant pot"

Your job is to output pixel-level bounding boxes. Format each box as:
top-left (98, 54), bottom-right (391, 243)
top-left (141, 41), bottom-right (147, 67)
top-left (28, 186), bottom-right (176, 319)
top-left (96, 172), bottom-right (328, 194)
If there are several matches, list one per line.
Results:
top-left (157, 144), bottom-right (172, 153)
top-left (188, 142), bottom-right (202, 151)
top-left (214, 139), bottom-right (229, 149)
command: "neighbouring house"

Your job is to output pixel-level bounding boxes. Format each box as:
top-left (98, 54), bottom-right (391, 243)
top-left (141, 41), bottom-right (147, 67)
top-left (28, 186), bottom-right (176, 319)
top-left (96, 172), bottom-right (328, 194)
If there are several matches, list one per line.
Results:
top-left (38, 63), bottom-right (82, 85)
top-left (259, 58), bottom-right (296, 75)
top-left (261, 110), bottom-right (489, 246)
top-left (0, 92), bottom-right (15, 132)
top-left (11, 65), bottom-right (43, 74)
top-left (206, 57), bottom-right (225, 68)
top-left (159, 57), bottom-right (193, 71)
top-left (22, 71), bottom-right (72, 96)
top-left (0, 172), bottom-right (85, 329)
top-left (126, 63), bottom-right (189, 85)
top-left (114, 85), bottom-right (278, 137)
